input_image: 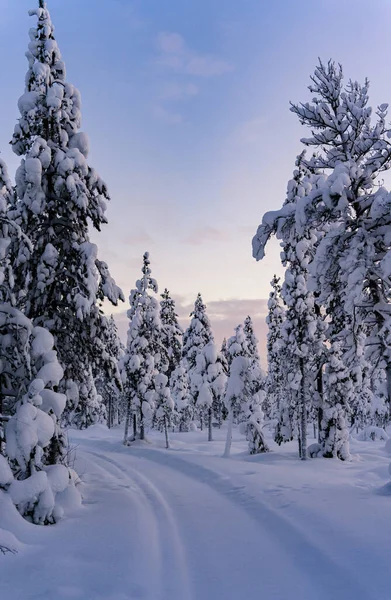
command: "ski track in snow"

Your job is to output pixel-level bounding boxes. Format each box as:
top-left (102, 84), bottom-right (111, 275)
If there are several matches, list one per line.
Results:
top-left (2, 431), bottom-right (389, 600)
top-left (86, 450), bottom-right (193, 600)
top-left (82, 440), bottom-right (375, 600)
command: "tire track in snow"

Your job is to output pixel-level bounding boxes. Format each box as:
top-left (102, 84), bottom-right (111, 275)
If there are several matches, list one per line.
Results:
top-left (126, 447), bottom-right (376, 600)
top-left (85, 450), bottom-right (193, 600)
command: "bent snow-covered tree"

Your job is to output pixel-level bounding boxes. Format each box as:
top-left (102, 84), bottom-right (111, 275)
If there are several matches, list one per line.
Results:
top-left (11, 1), bottom-right (123, 428)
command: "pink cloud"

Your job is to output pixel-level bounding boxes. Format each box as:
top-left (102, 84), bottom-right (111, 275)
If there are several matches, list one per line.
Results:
top-left (183, 225), bottom-right (230, 245)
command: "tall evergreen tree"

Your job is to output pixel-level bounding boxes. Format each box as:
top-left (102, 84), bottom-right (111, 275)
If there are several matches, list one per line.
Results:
top-left (319, 341), bottom-right (352, 460)
top-left (171, 362), bottom-right (193, 432)
top-left (191, 341), bottom-right (227, 441)
top-left (224, 323), bottom-right (268, 456)
top-left (11, 1), bottom-right (123, 428)
top-left (253, 165), bottom-right (326, 459)
top-left (160, 289), bottom-right (183, 379)
top-left (289, 60), bottom-right (391, 414)
top-left (182, 293), bottom-right (214, 426)
top-left (122, 253), bottom-right (163, 442)
top-left (95, 315), bottom-right (123, 428)
top-left (153, 373), bottom-right (174, 448)
top-left (0, 156), bottom-right (78, 523)
top-left (265, 276), bottom-right (287, 441)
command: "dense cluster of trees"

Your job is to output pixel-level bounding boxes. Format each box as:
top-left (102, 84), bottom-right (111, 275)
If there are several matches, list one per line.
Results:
top-left (256, 60), bottom-right (391, 460)
top-left (120, 252), bottom-right (267, 455)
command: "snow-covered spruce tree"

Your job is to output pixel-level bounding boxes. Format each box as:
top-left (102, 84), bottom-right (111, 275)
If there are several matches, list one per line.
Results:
top-left (265, 276), bottom-right (288, 442)
top-left (191, 341), bottom-right (227, 441)
top-left (160, 289), bottom-right (183, 380)
top-left (243, 316), bottom-right (262, 370)
top-left (227, 324), bottom-right (248, 364)
top-left (220, 337), bottom-right (229, 375)
top-left (224, 355), bottom-right (268, 457)
top-left (171, 362), bottom-right (193, 431)
top-left (370, 368), bottom-right (389, 427)
top-left (5, 325), bottom-right (79, 524)
top-left (11, 1), bottom-right (123, 428)
top-left (122, 253), bottom-right (164, 442)
top-left (253, 164), bottom-right (326, 459)
top-left (95, 315), bottom-right (123, 428)
top-left (0, 160), bottom-right (79, 523)
top-left (243, 315), bottom-right (266, 409)
top-left (182, 293), bottom-right (214, 428)
top-left (224, 323), bottom-right (268, 456)
top-left (153, 374), bottom-right (174, 448)
top-left (318, 341), bottom-right (352, 460)
top-left (289, 60), bottom-right (391, 413)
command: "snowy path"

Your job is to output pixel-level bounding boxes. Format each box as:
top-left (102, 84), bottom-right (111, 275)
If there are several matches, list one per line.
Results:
top-left (1, 427), bottom-right (391, 600)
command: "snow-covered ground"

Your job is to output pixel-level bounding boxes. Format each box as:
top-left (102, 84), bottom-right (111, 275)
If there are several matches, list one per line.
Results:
top-left (1, 425), bottom-right (391, 600)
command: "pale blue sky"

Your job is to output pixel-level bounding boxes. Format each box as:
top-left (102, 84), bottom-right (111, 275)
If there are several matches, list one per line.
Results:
top-left (1, 0), bottom-right (391, 352)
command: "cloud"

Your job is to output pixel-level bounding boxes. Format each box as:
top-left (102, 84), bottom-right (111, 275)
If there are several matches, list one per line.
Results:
top-left (160, 82), bottom-right (199, 100)
top-left (110, 0), bottom-right (144, 30)
top-left (183, 225), bottom-right (230, 245)
top-left (153, 105), bottom-right (183, 124)
top-left (112, 297), bottom-right (269, 367)
top-left (121, 230), bottom-right (154, 246)
top-left (156, 32), bottom-right (233, 78)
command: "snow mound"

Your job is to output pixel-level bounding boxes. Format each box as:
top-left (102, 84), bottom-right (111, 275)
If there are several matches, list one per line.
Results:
top-left (357, 427), bottom-right (388, 442)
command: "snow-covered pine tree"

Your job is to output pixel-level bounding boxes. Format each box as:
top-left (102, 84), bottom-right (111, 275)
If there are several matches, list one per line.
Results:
top-left (95, 315), bottom-right (123, 428)
top-left (288, 60), bottom-right (391, 415)
top-left (171, 362), bottom-right (193, 431)
top-left (11, 1), bottom-right (123, 428)
top-left (318, 341), bottom-right (352, 460)
top-left (0, 157), bottom-right (79, 523)
top-left (265, 276), bottom-right (287, 442)
top-left (182, 293), bottom-right (214, 428)
top-left (243, 315), bottom-right (265, 407)
top-left (191, 341), bottom-right (227, 441)
top-left (224, 355), bottom-right (268, 457)
top-left (220, 337), bottom-right (229, 375)
top-left (122, 253), bottom-right (163, 442)
top-left (224, 323), bottom-right (268, 456)
top-left (153, 373), bottom-right (174, 448)
top-left (253, 164), bottom-right (326, 459)
top-left (227, 324), bottom-right (248, 364)
top-left (243, 316), bottom-right (261, 367)
top-left (160, 289), bottom-right (183, 380)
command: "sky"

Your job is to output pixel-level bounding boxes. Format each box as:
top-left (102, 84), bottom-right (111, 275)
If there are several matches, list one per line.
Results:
top-left (1, 0), bottom-right (391, 359)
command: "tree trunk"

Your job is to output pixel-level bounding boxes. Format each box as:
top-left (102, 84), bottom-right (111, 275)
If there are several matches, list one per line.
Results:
top-left (313, 422), bottom-right (316, 440)
top-left (200, 414), bottom-right (203, 431)
top-left (224, 411), bottom-right (233, 457)
top-left (164, 415), bottom-right (170, 449)
top-left (299, 358), bottom-right (307, 460)
top-left (133, 413), bottom-right (137, 439)
top-left (123, 400), bottom-right (131, 445)
top-left (140, 413), bottom-right (145, 441)
top-left (208, 407), bottom-right (213, 442)
top-left (107, 396), bottom-right (112, 429)
top-left (386, 362), bottom-right (391, 418)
